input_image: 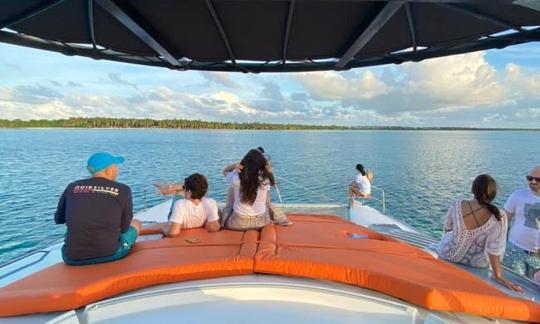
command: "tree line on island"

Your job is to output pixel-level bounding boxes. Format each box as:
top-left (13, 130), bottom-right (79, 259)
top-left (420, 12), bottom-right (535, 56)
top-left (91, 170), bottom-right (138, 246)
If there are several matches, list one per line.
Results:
top-left (0, 117), bottom-right (537, 131)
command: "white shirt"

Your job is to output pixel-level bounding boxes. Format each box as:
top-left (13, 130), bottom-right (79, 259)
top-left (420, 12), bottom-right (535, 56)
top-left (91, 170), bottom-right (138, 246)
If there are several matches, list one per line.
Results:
top-left (504, 188), bottom-right (540, 252)
top-left (226, 171), bottom-right (269, 216)
top-left (430, 199), bottom-right (507, 268)
top-left (170, 197), bottom-right (219, 228)
top-left (356, 173), bottom-right (371, 195)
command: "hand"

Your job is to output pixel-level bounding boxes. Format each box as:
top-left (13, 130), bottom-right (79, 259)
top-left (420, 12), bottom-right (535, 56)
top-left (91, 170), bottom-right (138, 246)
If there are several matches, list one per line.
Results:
top-left (235, 163), bottom-right (244, 173)
top-left (153, 182), bottom-right (182, 195)
top-left (153, 182), bottom-right (168, 195)
top-left (495, 277), bottom-right (524, 292)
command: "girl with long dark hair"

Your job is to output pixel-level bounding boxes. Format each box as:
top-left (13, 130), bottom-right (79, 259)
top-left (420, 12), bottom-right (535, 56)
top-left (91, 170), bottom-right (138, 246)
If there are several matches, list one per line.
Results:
top-left (222, 149), bottom-right (291, 230)
top-left (348, 163), bottom-right (372, 205)
top-left (429, 174), bottom-right (522, 292)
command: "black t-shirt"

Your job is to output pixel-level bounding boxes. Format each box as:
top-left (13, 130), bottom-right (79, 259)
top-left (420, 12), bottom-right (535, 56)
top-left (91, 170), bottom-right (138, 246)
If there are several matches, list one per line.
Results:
top-left (55, 177), bottom-right (133, 260)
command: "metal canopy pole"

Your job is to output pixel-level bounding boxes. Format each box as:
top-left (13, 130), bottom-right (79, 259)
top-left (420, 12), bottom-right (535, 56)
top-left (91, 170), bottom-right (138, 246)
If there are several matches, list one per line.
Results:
top-left (95, 0), bottom-right (180, 67)
top-left (86, 0), bottom-right (97, 49)
top-left (205, 0), bottom-right (237, 65)
top-left (282, 0), bottom-right (296, 64)
top-left (405, 2), bottom-right (418, 52)
top-left (0, 0), bottom-right (65, 30)
top-left (439, 3), bottom-right (523, 32)
top-left (336, 1), bottom-right (404, 69)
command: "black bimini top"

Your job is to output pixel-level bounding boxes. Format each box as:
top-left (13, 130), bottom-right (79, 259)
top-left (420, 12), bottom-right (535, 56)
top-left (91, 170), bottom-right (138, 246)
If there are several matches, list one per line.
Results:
top-left (1, 0), bottom-right (539, 73)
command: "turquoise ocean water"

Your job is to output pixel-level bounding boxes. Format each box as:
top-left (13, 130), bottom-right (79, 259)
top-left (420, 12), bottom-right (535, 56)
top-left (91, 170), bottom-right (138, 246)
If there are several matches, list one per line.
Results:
top-left (0, 129), bottom-right (538, 265)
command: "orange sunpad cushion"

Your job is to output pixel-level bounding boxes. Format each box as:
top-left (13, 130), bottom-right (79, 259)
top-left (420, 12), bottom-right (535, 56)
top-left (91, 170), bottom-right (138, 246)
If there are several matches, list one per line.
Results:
top-left (254, 215), bottom-right (540, 323)
top-left (0, 229), bottom-right (258, 317)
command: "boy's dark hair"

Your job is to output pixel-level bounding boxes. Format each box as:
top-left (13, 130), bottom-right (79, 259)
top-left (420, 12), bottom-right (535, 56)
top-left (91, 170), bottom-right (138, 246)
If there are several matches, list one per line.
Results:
top-left (183, 173), bottom-right (208, 199)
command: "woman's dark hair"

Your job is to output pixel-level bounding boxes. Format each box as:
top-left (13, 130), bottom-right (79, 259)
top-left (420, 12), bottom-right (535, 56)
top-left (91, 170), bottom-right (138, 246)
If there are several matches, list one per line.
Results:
top-left (184, 173), bottom-right (208, 200)
top-left (239, 149), bottom-right (274, 205)
top-left (356, 164), bottom-right (366, 176)
top-left (472, 174), bottom-right (501, 221)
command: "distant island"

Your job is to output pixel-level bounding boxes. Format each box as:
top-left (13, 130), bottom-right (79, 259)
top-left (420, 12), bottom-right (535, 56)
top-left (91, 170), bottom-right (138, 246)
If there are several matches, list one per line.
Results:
top-left (0, 118), bottom-right (538, 131)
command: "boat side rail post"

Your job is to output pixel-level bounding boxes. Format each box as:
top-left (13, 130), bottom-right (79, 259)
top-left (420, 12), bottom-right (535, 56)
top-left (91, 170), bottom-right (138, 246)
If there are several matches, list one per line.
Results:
top-left (356, 184), bottom-right (386, 215)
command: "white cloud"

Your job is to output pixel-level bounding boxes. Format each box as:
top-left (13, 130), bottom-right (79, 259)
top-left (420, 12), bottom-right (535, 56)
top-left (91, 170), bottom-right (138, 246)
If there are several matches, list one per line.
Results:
top-left (292, 51), bottom-right (540, 126)
top-left (481, 113), bottom-right (507, 124)
top-left (296, 70), bottom-right (388, 100)
top-left (2, 46), bottom-right (540, 127)
top-left (506, 63), bottom-right (540, 99)
top-left (0, 100), bottom-right (74, 120)
top-left (0, 87), bottom-right (13, 101)
top-left (207, 92), bottom-right (258, 115)
top-left (108, 72), bottom-right (139, 90)
top-left (1, 84), bottom-right (64, 104)
top-left (514, 108), bottom-right (540, 119)
top-left (401, 52), bottom-right (508, 108)
top-left (201, 72), bottom-right (238, 88)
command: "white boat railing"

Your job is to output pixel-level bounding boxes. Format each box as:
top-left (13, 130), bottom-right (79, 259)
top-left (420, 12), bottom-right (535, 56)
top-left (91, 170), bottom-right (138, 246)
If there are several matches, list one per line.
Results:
top-left (274, 176), bottom-right (386, 215)
top-left (358, 185), bottom-right (386, 215)
top-left (274, 176), bottom-right (343, 206)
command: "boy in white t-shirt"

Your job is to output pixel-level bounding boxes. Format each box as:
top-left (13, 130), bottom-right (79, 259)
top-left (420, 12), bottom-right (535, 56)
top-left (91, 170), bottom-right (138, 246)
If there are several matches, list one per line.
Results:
top-left (153, 173), bottom-right (220, 237)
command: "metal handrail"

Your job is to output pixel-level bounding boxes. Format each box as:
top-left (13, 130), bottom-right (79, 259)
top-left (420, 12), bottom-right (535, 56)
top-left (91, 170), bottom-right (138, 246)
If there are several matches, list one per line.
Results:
top-left (0, 233), bottom-right (64, 280)
top-left (274, 176), bottom-right (342, 205)
top-left (370, 185), bottom-right (387, 215)
top-left (0, 250), bottom-right (51, 281)
top-left (275, 175), bottom-right (387, 214)
top-left (353, 184), bottom-right (386, 215)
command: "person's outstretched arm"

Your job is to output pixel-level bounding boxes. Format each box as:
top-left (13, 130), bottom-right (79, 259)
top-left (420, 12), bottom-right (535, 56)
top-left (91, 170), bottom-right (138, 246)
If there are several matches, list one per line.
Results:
top-left (223, 163), bottom-right (242, 175)
top-left (205, 200), bottom-right (221, 232)
top-left (488, 254), bottom-right (523, 292)
top-left (442, 202), bottom-right (455, 234)
top-left (162, 222), bottom-right (182, 237)
top-left (154, 182), bottom-right (184, 196)
top-left (205, 220), bottom-right (220, 232)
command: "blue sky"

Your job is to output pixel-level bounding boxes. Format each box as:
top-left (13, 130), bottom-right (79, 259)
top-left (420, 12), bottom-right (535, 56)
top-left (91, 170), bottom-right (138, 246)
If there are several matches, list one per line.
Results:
top-left (1, 42), bottom-right (539, 127)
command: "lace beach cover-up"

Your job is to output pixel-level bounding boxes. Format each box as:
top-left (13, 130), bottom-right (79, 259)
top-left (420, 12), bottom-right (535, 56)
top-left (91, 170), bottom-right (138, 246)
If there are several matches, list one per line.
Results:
top-left (430, 199), bottom-right (508, 268)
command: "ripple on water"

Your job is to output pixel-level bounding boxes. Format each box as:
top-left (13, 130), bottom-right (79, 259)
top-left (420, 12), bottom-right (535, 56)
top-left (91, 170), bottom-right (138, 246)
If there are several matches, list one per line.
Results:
top-left (1, 129), bottom-right (539, 267)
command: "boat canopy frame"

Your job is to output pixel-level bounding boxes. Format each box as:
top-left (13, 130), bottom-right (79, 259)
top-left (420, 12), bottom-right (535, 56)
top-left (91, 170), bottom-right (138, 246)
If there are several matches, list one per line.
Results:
top-left (1, 0), bottom-right (540, 73)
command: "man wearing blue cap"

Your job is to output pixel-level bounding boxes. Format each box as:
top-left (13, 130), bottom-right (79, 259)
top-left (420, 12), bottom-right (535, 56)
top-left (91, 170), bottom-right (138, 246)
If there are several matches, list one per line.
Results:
top-left (55, 152), bottom-right (141, 265)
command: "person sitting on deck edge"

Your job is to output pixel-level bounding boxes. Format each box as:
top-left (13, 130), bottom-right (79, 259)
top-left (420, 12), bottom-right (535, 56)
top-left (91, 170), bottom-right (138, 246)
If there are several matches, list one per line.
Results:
top-left (221, 148), bottom-right (292, 230)
top-left (153, 173), bottom-right (220, 237)
top-left (429, 174), bottom-right (522, 292)
top-left (55, 152), bottom-right (141, 266)
top-left (348, 163), bottom-right (372, 205)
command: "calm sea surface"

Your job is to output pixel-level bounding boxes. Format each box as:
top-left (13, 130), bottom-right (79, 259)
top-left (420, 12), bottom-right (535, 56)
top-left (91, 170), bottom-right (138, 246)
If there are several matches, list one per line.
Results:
top-left (0, 129), bottom-right (539, 265)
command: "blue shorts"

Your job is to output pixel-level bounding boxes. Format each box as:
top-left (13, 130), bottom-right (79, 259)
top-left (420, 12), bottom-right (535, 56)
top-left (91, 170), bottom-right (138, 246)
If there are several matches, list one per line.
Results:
top-left (62, 226), bottom-right (138, 266)
top-left (504, 241), bottom-right (540, 279)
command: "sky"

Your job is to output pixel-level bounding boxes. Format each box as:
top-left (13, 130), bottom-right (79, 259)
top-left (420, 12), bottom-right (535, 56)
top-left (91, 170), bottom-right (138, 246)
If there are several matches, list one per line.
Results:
top-left (1, 41), bottom-right (539, 128)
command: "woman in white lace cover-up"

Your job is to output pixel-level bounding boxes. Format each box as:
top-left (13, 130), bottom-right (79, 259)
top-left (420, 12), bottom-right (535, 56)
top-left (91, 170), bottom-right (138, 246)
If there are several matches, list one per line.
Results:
top-left (430, 174), bottom-right (523, 292)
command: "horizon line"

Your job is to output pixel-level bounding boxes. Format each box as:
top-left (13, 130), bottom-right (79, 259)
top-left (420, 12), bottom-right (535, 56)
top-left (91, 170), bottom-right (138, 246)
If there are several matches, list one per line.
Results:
top-left (0, 117), bottom-right (539, 131)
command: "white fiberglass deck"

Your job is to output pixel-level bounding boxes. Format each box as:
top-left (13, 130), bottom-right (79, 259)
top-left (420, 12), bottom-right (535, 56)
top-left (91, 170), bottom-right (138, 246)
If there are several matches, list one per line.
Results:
top-left (0, 275), bottom-right (517, 324)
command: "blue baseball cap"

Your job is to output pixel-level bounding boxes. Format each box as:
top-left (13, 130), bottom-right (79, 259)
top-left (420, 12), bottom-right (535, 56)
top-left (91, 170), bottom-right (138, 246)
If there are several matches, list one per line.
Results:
top-left (87, 152), bottom-right (125, 174)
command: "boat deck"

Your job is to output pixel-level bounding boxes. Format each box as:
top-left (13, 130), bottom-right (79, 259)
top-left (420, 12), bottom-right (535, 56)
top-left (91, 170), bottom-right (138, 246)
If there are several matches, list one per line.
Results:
top-left (0, 201), bottom-right (538, 323)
